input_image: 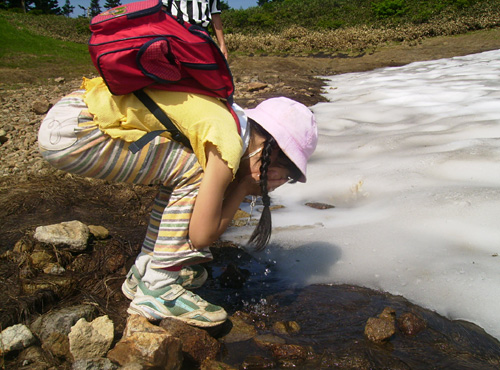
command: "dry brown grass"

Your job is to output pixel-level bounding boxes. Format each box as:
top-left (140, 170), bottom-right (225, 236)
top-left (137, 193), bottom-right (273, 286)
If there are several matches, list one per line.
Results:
top-left (226, 13), bottom-right (500, 55)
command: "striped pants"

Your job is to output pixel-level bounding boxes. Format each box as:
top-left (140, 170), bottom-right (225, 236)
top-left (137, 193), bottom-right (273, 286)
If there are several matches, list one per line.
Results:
top-left (38, 91), bottom-right (212, 268)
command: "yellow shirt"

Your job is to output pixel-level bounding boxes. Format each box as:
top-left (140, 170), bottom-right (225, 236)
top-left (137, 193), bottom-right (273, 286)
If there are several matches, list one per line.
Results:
top-left (82, 77), bottom-right (243, 177)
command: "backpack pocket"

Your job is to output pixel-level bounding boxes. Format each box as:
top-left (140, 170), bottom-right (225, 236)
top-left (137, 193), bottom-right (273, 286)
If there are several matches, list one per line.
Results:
top-left (137, 37), bottom-right (182, 83)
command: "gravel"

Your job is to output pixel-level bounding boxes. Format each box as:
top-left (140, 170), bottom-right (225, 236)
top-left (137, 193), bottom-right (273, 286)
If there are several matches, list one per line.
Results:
top-left (0, 74), bottom-right (309, 185)
top-left (0, 78), bottom-right (83, 183)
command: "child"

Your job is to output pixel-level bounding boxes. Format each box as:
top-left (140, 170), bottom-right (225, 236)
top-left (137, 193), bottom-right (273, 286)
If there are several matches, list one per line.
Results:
top-left (38, 77), bottom-right (318, 327)
top-left (162, 0), bottom-right (228, 59)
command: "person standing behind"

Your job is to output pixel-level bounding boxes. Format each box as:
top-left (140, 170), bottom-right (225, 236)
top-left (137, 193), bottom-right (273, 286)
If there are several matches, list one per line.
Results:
top-left (163, 0), bottom-right (228, 59)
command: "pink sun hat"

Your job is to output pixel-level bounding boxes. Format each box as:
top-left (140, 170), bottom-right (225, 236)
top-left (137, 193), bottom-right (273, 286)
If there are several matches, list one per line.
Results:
top-left (245, 97), bottom-right (318, 182)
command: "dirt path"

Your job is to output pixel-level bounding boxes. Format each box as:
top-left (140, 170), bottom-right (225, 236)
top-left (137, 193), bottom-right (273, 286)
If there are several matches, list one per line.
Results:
top-left (228, 27), bottom-right (500, 107)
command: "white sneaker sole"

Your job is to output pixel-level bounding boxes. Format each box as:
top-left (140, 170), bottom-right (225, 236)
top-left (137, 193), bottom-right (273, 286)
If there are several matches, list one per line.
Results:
top-left (127, 301), bottom-right (227, 328)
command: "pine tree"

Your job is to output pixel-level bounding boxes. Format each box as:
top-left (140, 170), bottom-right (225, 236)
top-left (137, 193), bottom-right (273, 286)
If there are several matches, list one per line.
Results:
top-left (2, 0), bottom-right (27, 11)
top-left (30, 0), bottom-right (61, 14)
top-left (61, 0), bottom-right (74, 16)
top-left (103, 0), bottom-right (121, 9)
top-left (89, 0), bottom-right (101, 16)
top-left (258, 0), bottom-right (283, 5)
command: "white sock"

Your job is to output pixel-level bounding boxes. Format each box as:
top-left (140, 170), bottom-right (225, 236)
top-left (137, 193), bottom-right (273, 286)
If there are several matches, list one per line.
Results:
top-left (134, 252), bottom-right (152, 277)
top-left (142, 267), bottom-right (179, 290)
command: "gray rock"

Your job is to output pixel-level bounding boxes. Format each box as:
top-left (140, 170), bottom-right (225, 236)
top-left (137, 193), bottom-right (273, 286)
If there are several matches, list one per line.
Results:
top-left (30, 304), bottom-right (98, 342)
top-left (34, 220), bottom-right (90, 251)
top-left (0, 324), bottom-right (36, 354)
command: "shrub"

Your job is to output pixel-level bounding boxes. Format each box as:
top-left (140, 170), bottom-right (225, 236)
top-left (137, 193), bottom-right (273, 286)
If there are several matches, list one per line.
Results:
top-left (372, 0), bottom-right (408, 19)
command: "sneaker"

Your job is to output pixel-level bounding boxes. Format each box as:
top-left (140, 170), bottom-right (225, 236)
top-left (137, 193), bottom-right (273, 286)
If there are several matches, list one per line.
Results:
top-left (121, 265), bottom-right (141, 300)
top-left (178, 264), bottom-right (208, 290)
top-left (121, 264), bottom-right (208, 300)
top-left (128, 281), bottom-right (227, 327)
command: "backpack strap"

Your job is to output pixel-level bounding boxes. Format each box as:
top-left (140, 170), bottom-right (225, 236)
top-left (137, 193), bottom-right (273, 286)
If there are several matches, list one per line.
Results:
top-left (129, 89), bottom-right (192, 154)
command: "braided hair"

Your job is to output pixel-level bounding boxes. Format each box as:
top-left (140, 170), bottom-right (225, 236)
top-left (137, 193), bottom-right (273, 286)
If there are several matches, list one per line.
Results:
top-left (247, 119), bottom-right (301, 251)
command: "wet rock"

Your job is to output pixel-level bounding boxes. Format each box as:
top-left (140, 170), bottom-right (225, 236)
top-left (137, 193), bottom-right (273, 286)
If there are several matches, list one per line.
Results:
top-left (364, 307), bottom-right (397, 342)
top-left (34, 220), bottom-right (90, 252)
top-left (240, 355), bottom-right (276, 369)
top-left (305, 202), bottom-right (335, 209)
top-left (272, 321), bottom-right (301, 335)
top-left (267, 343), bottom-right (311, 363)
top-left (380, 307), bottom-right (396, 320)
top-left (254, 333), bottom-right (286, 348)
top-left (222, 313), bottom-right (258, 344)
top-left (318, 350), bottom-right (373, 369)
top-left (107, 315), bottom-right (182, 370)
top-left (160, 317), bottom-right (221, 365)
top-left (201, 359), bottom-right (238, 370)
top-left (30, 304), bottom-right (99, 342)
top-left (68, 315), bottom-right (114, 360)
top-left (269, 204), bottom-right (285, 211)
top-left (231, 209), bottom-right (251, 227)
top-left (365, 309), bottom-right (396, 343)
top-left (397, 312), bottom-right (427, 336)
top-left (0, 324), bottom-right (36, 354)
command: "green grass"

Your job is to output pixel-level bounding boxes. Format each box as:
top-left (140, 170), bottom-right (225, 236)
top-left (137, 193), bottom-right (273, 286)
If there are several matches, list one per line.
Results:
top-left (0, 18), bottom-right (89, 66)
top-left (0, 11), bottom-right (94, 86)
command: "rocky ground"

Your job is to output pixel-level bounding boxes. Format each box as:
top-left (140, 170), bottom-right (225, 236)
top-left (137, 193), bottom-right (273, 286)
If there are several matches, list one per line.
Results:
top-left (1, 28), bottom-right (500, 369)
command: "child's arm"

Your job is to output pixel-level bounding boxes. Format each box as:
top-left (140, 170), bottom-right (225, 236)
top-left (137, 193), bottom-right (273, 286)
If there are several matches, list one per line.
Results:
top-left (189, 143), bottom-right (257, 249)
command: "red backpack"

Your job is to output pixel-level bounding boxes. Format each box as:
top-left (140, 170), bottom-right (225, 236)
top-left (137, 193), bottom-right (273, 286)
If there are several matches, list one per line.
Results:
top-left (88, 0), bottom-right (238, 152)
